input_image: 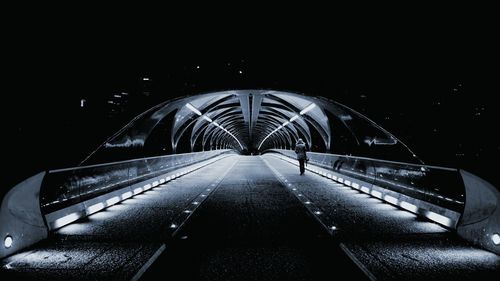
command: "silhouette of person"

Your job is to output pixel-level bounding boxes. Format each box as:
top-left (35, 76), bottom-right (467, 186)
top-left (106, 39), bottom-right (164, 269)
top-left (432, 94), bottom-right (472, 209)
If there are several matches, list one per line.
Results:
top-left (294, 138), bottom-right (308, 175)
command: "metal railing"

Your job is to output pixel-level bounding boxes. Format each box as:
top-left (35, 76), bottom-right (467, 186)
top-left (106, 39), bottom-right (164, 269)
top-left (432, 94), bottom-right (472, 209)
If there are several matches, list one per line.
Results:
top-left (267, 149), bottom-right (500, 255)
top-left (41, 150), bottom-right (232, 214)
top-left (0, 149), bottom-right (234, 258)
top-left (269, 149), bottom-right (464, 212)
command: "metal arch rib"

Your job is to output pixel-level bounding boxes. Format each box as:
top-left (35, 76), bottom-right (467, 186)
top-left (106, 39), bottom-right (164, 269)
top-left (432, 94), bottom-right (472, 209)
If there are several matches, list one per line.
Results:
top-left (258, 108), bottom-right (312, 146)
top-left (264, 95), bottom-right (330, 150)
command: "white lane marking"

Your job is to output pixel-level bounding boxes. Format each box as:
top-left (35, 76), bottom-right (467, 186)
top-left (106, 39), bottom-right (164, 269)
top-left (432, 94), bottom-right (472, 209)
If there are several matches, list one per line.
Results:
top-left (133, 157), bottom-right (240, 280)
top-left (131, 244), bottom-right (166, 281)
top-left (339, 243), bottom-right (378, 281)
top-left (170, 157), bottom-right (240, 237)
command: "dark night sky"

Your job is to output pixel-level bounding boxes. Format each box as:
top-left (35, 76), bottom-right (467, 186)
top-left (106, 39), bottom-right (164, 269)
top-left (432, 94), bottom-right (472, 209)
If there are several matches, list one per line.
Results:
top-left (2, 20), bottom-right (499, 190)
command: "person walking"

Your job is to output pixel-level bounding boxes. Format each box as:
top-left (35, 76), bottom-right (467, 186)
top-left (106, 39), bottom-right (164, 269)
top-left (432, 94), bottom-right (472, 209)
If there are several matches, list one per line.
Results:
top-left (294, 138), bottom-right (308, 175)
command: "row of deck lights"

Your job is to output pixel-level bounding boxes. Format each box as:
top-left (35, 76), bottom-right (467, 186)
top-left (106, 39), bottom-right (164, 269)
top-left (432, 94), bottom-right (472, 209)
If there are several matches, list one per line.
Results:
top-left (3, 155), bottom-right (230, 251)
top-left (274, 154), bottom-right (500, 247)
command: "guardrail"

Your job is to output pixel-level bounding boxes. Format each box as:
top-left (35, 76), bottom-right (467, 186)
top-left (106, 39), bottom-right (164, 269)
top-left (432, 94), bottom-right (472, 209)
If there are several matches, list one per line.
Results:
top-left (267, 149), bottom-right (500, 255)
top-left (0, 150), bottom-right (233, 258)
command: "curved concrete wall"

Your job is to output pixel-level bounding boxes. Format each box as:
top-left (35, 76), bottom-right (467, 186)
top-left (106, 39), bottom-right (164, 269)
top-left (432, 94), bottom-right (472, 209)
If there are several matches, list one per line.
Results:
top-left (0, 172), bottom-right (48, 258)
top-left (457, 170), bottom-right (500, 255)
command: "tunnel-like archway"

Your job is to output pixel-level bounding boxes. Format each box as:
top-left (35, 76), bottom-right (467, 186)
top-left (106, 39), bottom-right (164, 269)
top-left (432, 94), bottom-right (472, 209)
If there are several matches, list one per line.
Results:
top-left (82, 90), bottom-right (421, 165)
top-left (1, 90), bottom-right (499, 265)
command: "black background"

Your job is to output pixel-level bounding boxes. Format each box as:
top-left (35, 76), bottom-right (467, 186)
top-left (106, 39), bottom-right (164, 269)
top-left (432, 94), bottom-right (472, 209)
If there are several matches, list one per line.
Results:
top-left (2, 15), bottom-right (499, 191)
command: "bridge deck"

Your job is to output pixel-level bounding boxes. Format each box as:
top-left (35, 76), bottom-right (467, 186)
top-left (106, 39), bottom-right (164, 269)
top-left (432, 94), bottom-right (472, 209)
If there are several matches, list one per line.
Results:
top-left (1, 155), bottom-right (498, 280)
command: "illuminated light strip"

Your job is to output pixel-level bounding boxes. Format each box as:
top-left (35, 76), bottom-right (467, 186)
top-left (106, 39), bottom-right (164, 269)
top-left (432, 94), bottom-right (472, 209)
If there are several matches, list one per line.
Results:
top-left (48, 154), bottom-right (233, 231)
top-left (425, 211), bottom-right (453, 227)
top-left (258, 103), bottom-right (317, 150)
top-left (271, 154), bottom-right (462, 236)
top-left (273, 154), bottom-right (460, 233)
top-left (186, 104), bottom-right (244, 150)
top-left (257, 134), bottom-right (273, 150)
top-left (122, 191), bottom-right (133, 199)
top-left (337, 178), bottom-right (344, 183)
top-left (384, 195), bottom-right (398, 205)
top-left (339, 168), bottom-right (442, 199)
top-left (400, 201), bottom-right (418, 213)
top-left (360, 186), bottom-right (370, 193)
top-left (300, 103), bottom-right (316, 115)
top-left (152, 181), bottom-right (159, 187)
top-left (371, 190), bottom-right (383, 199)
top-left (53, 212), bottom-right (81, 229)
top-left (186, 103), bottom-right (202, 116)
top-left (106, 196), bottom-right (120, 206)
top-left (159, 179), bottom-right (165, 184)
top-left (352, 183), bottom-right (360, 189)
top-left (87, 202), bottom-right (105, 214)
top-left (332, 175), bottom-right (338, 181)
top-left (344, 180), bottom-right (352, 186)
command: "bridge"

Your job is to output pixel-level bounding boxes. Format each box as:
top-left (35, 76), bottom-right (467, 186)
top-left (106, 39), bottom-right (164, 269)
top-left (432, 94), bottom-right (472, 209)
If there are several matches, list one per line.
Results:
top-left (1, 90), bottom-right (499, 280)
